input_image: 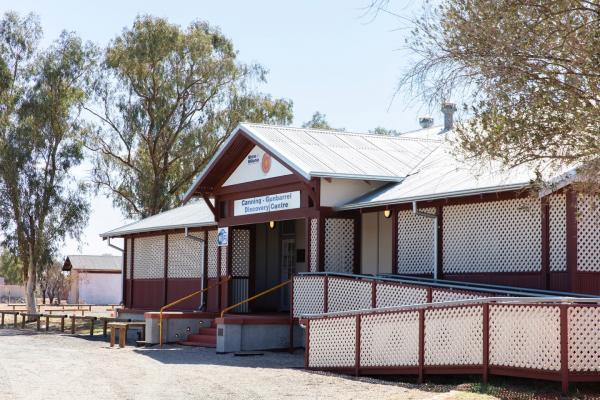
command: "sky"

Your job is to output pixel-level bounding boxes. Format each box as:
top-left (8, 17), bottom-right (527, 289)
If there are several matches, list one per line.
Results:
top-left (2, 0), bottom-right (437, 258)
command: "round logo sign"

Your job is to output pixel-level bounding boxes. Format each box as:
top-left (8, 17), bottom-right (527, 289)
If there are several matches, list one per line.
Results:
top-left (261, 153), bottom-right (271, 173)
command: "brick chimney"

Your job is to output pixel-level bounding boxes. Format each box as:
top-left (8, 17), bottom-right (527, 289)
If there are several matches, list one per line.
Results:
top-left (441, 102), bottom-right (457, 131)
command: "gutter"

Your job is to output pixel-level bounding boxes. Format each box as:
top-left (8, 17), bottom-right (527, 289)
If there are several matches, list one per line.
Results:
top-left (335, 183), bottom-right (530, 211)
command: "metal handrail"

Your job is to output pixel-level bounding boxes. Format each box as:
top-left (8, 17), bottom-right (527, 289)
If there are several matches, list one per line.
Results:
top-left (299, 296), bottom-right (600, 322)
top-left (296, 271), bottom-right (600, 298)
top-left (220, 279), bottom-right (291, 318)
top-left (159, 275), bottom-right (231, 347)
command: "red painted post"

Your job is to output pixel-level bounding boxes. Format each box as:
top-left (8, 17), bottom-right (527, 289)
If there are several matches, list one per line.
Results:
top-left (560, 304), bottom-right (569, 395)
top-left (426, 287), bottom-right (432, 303)
top-left (540, 197), bottom-right (550, 290)
top-left (391, 209), bottom-right (398, 274)
top-left (418, 308), bottom-right (425, 383)
top-left (436, 205), bottom-right (443, 279)
top-left (304, 319), bottom-right (310, 369)
top-left (289, 277), bottom-right (294, 352)
top-left (355, 315), bottom-right (361, 376)
top-left (129, 238), bottom-right (135, 309)
top-left (163, 234), bottom-right (169, 307)
top-left (371, 280), bottom-right (377, 308)
top-left (482, 303), bottom-right (489, 385)
top-left (565, 189), bottom-right (578, 292)
top-left (324, 275), bottom-right (329, 313)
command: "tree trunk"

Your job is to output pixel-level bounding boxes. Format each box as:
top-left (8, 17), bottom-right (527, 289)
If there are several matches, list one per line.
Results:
top-left (25, 244), bottom-right (37, 314)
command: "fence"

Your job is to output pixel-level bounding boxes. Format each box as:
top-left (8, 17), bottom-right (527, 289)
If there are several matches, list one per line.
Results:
top-left (301, 297), bottom-right (600, 393)
top-left (292, 273), bottom-right (494, 319)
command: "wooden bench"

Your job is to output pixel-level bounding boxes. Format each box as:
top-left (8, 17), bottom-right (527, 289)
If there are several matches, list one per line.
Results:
top-left (20, 313), bottom-right (44, 330)
top-left (109, 322), bottom-right (146, 348)
top-left (47, 308), bottom-right (86, 316)
top-left (0, 311), bottom-right (20, 328)
top-left (97, 317), bottom-right (131, 337)
top-left (69, 315), bottom-right (98, 336)
top-left (40, 314), bottom-right (68, 332)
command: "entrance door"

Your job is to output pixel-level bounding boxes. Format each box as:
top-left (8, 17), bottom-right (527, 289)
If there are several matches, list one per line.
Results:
top-left (280, 238), bottom-right (296, 311)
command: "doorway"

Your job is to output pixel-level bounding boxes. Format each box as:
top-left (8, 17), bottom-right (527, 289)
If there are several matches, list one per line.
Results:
top-left (252, 219), bottom-right (305, 312)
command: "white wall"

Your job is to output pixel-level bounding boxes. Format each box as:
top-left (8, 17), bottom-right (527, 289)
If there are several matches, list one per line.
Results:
top-left (223, 146), bottom-right (292, 186)
top-left (361, 211), bottom-right (392, 275)
top-left (320, 178), bottom-right (386, 208)
top-left (0, 284), bottom-right (25, 299)
top-left (71, 272), bottom-right (122, 305)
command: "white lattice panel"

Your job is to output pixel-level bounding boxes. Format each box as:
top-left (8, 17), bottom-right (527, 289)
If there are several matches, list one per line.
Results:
top-left (443, 197), bottom-right (542, 273)
top-left (310, 219), bottom-right (318, 272)
top-left (231, 229), bottom-right (250, 277)
top-left (568, 306), bottom-right (600, 372)
top-left (397, 208), bottom-right (435, 274)
top-left (167, 233), bottom-right (203, 279)
top-left (324, 218), bottom-right (354, 273)
top-left (360, 311), bottom-right (419, 367)
top-left (376, 283), bottom-right (428, 308)
top-left (549, 193), bottom-right (566, 272)
top-left (207, 230), bottom-right (218, 278)
top-left (431, 289), bottom-right (488, 303)
top-left (292, 275), bottom-right (325, 318)
top-left (308, 316), bottom-right (356, 368)
top-left (489, 305), bottom-right (560, 371)
top-left (425, 306), bottom-right (483, 366)
top-left (220, 245), bottom-right (228, 276)
top-left (328, 277), bottom-right (372, 313)
top-left (577, 193), bottom-right (600, 272)
top-left (133, 235), bottom-right (165, 279)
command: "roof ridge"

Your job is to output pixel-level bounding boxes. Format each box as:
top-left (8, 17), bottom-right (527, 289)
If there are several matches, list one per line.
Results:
top-left (240, 122), bottom-right (443, 143)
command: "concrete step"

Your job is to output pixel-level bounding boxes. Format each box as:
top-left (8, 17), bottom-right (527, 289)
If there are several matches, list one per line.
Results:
top-left (178, 340), bottom-right (216, 348)
top-left (198, 327), bottom-right (217, 336)
top-left (187, 334), bottom-right (217, 345)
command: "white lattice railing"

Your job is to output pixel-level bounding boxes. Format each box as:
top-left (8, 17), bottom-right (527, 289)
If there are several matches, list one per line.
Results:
top-left (292, 274), bottom-right (495, 319)
top-left (303, 298), bottom-right (600, 392)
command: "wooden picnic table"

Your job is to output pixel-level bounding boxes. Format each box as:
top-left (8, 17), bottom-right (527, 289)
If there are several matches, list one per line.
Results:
top-left (109, 322), bottom-right (146, 348)
top-left (20, 313), bottom-right (43, 330)
top-left (47, 308), bottom-right (86, 316)
top-left (69, 315), bottom-right (97, 336)
top-left (0, 310), bottom-right (20, 328)
top-left (40, 313), bottom-right (68, 332)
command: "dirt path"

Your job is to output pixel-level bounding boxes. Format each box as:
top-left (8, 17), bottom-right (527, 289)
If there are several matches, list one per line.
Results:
top-left (0, 330), bottom-right (494, 400)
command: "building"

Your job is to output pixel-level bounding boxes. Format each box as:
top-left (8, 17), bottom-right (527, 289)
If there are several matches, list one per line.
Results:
top-left (62, 255), bottom-right (123, 305)
top-left (100, 115), bottom-right (600, 389)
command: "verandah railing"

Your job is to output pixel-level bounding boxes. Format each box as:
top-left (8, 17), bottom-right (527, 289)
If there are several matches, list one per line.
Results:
top-left (300, 297), bottom-right (600, 394)
top-left (291, 273), bottom-right (498, 319)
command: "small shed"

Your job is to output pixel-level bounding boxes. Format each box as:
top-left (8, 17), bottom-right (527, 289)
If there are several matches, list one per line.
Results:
top-left (63, 255), bottom-right (122, 305)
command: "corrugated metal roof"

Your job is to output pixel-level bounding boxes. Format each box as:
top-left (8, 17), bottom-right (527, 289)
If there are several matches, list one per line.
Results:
top-left (338, 135), bottom-right (546, 209)
top-left (240, 123), bottom-right (441, 180)
top-left (100, 200), bottom-right (215, 238)
top-left (182, 123), bottom-right (443, 201)
top-left (64, 255), bottom-right (122, 271)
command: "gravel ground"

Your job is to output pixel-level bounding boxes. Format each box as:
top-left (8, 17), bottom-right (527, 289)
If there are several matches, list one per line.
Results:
top-left (0, 330), bottom-right (494, 400)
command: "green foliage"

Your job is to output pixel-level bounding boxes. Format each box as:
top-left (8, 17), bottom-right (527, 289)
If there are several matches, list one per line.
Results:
top-left (0, 248), bottom-right (22, 284)
top-left (400, 1), bottom-right (600, 183)
top-left (302, 111), bottom-right (336, 130)
top-left (370, 127), bottom-right (401, 136)
top-left (0, 12), bottom-right (92, 311)
top-left (85, 15), bottom-right (294, 218)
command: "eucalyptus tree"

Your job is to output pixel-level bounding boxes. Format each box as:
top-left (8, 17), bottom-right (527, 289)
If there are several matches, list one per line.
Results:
top-left (379, 0), bottom-right (600, 184)
top-left (0, 12), bottom-right (92, 313)
top-left (85, 16), bottom-right (293, 218)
